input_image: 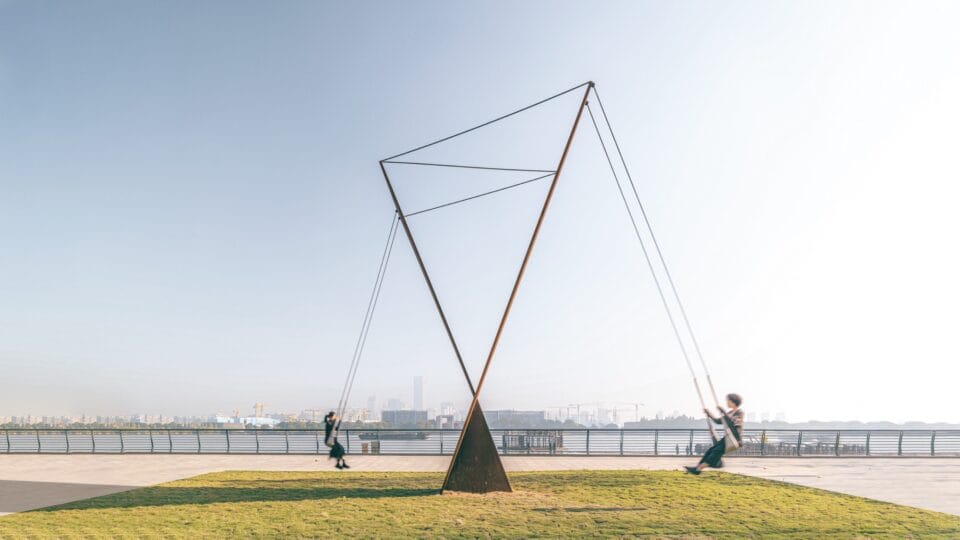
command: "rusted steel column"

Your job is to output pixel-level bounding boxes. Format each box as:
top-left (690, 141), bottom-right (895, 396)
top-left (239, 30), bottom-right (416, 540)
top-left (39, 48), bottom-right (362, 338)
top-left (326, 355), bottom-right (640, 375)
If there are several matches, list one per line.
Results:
top-left (442, 82), bottom-right (594, 493)
top-left (379, 162), bottom-right (475, 395)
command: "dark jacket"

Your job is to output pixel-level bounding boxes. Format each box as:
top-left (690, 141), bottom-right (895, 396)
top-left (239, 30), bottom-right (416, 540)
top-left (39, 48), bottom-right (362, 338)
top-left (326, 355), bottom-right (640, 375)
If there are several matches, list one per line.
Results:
top-left (324, 418), bottom-right (335, 444)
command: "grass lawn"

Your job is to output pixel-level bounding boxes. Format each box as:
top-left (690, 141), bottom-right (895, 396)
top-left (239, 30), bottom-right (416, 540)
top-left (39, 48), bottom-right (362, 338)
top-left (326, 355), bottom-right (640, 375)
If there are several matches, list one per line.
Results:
top-left (2, 470), bottom-right (958, 538)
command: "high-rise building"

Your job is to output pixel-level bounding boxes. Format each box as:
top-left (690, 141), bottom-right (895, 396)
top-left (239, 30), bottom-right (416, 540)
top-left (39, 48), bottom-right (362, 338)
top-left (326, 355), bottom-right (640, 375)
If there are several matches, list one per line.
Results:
top-left (367, 395), bottom-right (378, 421)
top-left (413, 376), bottom-right (423, 411)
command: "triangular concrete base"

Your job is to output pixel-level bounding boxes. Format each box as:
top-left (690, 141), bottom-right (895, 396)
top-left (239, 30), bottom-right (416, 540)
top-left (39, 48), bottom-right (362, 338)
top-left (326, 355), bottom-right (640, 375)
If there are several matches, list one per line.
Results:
top-left (441, 402), bottom-right (512, 493)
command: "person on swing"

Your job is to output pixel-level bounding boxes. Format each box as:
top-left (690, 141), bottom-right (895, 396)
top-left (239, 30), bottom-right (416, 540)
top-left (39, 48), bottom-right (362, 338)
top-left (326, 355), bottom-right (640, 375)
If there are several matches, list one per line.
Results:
top-left (324, 411), bottom-right (349, 469)
top-left (685, 393), bottom-right (743, 475)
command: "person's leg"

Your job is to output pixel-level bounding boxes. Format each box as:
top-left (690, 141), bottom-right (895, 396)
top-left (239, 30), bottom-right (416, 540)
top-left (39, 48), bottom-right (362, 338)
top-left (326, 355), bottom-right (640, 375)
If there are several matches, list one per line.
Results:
top-left (341, 444), bottom-right (349, 468)
top-left (333, 442), bottom-right (348, 468)
top-left (687, 439), bottom-right (723, 474)
top-left (697, 439), bottom-right (726, 471)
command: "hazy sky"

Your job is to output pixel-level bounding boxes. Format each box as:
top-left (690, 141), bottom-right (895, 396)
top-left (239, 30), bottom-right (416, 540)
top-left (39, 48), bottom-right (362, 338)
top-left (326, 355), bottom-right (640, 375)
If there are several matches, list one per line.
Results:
top-left (2, 1), bottom-right (959, 423)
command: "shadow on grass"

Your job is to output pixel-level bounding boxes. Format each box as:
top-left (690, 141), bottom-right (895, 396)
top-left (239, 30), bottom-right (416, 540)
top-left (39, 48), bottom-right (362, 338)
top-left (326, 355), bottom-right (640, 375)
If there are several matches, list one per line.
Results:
top-left (36, 485), bottom-right (439, 512)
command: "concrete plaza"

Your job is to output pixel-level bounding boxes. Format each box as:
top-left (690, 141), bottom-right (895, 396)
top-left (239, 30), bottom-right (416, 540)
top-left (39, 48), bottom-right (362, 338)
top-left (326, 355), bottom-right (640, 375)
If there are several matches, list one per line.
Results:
top-left (0, 455), bottom-right (957, 517)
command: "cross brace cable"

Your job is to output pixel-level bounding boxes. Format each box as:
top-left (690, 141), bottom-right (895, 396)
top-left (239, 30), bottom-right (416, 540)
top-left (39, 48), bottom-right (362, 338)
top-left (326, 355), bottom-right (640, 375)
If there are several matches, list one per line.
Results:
top-left (382, 160), bottom-right (555, 174)
top-left (404, 172), bottom-right (555, 218)
top-left (384, 82), bottom-right (592, 161)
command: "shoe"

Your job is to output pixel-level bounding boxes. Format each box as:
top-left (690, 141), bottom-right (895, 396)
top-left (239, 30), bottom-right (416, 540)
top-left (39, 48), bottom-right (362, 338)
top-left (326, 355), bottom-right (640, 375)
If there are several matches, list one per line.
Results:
top-left (341, 462), bottom-right (350, 469)
top-left (336, 463), bottom-right (344, 469)
top-left (684, 466), bottom-right (701, 475)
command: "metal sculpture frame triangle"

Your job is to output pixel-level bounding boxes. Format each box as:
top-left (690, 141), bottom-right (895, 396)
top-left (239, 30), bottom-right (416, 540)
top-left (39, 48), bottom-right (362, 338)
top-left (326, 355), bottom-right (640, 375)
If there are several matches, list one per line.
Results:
top-left (378, 82), bottom-right (594, 493)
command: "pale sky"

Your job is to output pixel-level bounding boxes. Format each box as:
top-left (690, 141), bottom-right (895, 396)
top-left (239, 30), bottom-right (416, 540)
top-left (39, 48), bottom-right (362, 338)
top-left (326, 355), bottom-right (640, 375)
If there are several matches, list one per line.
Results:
top-left (1, 1), bottom-right (959, 423)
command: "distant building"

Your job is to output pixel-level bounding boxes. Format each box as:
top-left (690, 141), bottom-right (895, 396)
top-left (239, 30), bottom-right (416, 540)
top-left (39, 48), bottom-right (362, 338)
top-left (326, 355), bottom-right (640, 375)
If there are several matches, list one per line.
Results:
top-left (381, 410), bottom-right (428, 427)
top-left (386, 398), bottom-right (404, 411)
top-left (413, 376), bottom-right (424, 411)
top-left (440, 401), bottom-right (457, 417)
top-left (214, 416), bottom-right (279, 427)
top-left (484, 410), bottom-right (545, 424)
top-left (436, 414), bottom-right (462, 429)
top-left (367, 396), bottom-right (378, 421)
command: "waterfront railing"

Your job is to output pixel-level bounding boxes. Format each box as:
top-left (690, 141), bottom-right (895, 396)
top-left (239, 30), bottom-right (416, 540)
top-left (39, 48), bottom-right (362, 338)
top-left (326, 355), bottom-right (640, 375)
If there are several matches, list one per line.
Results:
top-left (1, 428), bottom-right (957, 457)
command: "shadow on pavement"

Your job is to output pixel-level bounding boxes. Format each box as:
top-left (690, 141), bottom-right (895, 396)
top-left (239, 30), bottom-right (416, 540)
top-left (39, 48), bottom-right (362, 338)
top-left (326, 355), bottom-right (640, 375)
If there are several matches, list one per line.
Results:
top-left (0, 480), bottom-right (136, 514)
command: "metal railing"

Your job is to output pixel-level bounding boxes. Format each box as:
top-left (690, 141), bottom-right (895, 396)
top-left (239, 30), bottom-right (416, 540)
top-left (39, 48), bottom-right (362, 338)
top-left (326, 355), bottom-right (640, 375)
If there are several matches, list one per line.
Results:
top-left (0, 428), bottom-right (957, 456)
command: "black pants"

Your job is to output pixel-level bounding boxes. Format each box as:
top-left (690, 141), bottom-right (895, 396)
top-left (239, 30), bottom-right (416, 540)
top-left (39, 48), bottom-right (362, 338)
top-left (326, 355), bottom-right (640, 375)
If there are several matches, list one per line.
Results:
top-left (699, 438), bottom-right (726, 468)
top-left (328, 440), bottom-right (345, 460)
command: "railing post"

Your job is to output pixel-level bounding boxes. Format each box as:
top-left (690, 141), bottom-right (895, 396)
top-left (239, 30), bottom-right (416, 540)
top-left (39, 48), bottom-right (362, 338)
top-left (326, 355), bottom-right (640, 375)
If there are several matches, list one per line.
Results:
top-left (619, 429), bottom-right (624, 456)
top-left (225, 429), bottom-right (231, 454)
top-left (285, 430), bottom-right (290, 454)
top-left (834, 431), bottom-right (840, 456)
top-left (760, 430), bottom-right (766, 456)
top-left (119, 431), bottom-right (124, 454)
top-left (866, 431), bottom-right (871, 456)
top-left (197, 430), bottom-right (202, 454)
top-left (36, 430), bottom-right (41, 453)
top-left (585, 429), bottom-right (590, 456)
top-left (5, 430), bottom-right (10, 454)
top-left (440, 429), bottom-right (444, 455)
top-left (796, 431), bottom-right (803, 456)
top-left (689, 429), bottom-right (694, 456)
top-left (64, 430), bottom-right (70, 454)
top-left (315, 431), bottom-right (320, 454)
top-left (653, 429), bottom-right (658, 456)
top-left (149, 430), bottom-right (154, 453)
top-left (345, 429), bottom-right (350, 455)
top-left (931, 430), bottom-right (937, 456)
top-left (92, 430), bottom-right (97, 453)
top-left (897, 430), bottom-right (903, 456)
top-left (255, 430), bottom-right (260, 454)
top-left (167, 429), bottom-right (172, 454)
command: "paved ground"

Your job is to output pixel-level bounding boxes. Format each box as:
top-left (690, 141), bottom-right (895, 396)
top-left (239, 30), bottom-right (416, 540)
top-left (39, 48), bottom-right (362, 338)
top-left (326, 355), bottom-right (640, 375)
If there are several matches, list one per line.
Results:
top-left (0, 455), bottom-right (958, 517)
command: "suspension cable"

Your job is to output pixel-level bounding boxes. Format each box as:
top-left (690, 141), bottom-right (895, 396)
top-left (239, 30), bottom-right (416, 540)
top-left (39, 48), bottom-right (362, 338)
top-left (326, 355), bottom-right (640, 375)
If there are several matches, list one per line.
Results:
top-left (383, 82), bottom-right (591, 161)
top-left (585, 100), bottom-right (717, 441)
top-left (334, 212), bottom-right (400, 435)
top-left (404, 172), bottom-right (555, 218)
top-left (591, 87), bottom-right (722, 409)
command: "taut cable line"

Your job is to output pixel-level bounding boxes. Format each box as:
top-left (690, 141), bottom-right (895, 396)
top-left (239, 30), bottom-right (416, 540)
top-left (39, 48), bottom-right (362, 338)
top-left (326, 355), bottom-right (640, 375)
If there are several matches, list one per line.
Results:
top-left (585, 100), bottom-right (717, 441)
top-left (382, 160), bottom-right (555, 174)
top-left (404, 172), bottom-right (555, 218)
top-left (334, 212), bottom-right (400, 435)
top-left (383, 82), bottom-right (591, 161)
top-left (591, 87), bottom-right (722, 411)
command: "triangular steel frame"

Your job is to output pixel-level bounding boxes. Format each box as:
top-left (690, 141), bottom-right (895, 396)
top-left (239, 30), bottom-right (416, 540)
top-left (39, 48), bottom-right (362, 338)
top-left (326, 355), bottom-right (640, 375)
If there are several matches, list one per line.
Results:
top-left (378, 82), bottom-right (594, 493)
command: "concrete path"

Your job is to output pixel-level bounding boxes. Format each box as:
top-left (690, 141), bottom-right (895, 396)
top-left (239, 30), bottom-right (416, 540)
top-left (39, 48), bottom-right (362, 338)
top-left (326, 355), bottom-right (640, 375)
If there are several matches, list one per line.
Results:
top-left (0, 455), bottom-right (957, 517)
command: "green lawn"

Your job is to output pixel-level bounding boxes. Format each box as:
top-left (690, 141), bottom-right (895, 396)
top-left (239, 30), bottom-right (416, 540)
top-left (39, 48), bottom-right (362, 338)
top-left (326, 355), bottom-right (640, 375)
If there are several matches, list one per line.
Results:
top-left (2, 470), bottom-right (958, 538)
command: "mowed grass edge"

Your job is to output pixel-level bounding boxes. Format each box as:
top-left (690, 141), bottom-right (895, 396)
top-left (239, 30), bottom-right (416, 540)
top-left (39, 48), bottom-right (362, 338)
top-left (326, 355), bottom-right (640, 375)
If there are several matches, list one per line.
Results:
top-left (1, 469), bottom-right (958, 538)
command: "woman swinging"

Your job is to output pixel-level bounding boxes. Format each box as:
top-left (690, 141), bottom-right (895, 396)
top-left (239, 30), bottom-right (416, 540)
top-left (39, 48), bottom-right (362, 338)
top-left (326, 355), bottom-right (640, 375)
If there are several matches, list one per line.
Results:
top-left (685, 393), bottom-right (744, 475)
top-left (324, 411), bottom-right (350, 469)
